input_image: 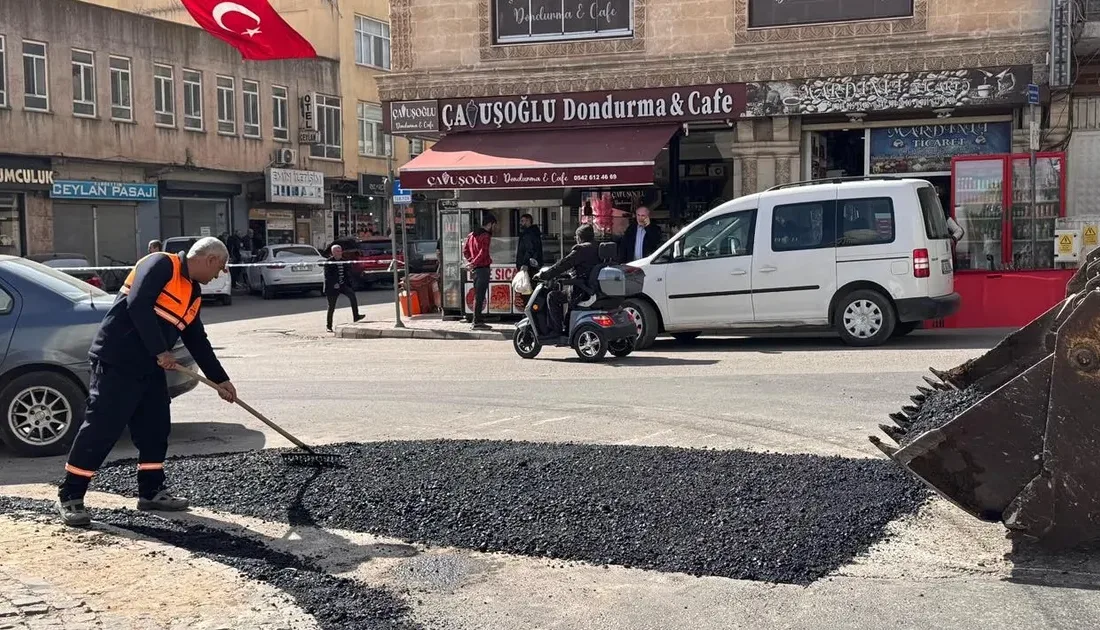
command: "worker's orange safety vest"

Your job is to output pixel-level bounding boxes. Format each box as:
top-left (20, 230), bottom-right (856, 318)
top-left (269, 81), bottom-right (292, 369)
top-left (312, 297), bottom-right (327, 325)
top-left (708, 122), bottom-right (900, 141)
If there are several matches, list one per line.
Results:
top-left (119, 253), bottom-right (201, 330)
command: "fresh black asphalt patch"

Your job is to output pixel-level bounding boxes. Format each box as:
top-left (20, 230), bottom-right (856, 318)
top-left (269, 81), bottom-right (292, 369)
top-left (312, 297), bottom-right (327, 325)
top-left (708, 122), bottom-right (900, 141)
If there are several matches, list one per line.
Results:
top-left (92, 440), bottom-right (929, 585)
top-left (0, 495), bottom-right (423, 630)
top-left (898, 387), bottom-right (987, 448)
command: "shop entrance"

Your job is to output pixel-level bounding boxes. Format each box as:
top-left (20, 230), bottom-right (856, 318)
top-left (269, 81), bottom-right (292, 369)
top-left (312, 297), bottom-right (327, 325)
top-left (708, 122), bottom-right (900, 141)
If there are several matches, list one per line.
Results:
top-left (0, 193), bottom-right (24, 257)
top-left (808, 130), bottom-right (865, 179)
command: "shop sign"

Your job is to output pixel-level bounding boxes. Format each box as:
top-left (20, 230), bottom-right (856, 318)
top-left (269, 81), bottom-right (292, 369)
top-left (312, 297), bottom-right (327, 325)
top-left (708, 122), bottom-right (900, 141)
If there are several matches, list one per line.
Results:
top-left (869, 122), bottom-right (1012, 174)
top-left (494, 0), bottom-right (633, 44)
top-left (743, 66), bottom-right (1033, 117)
top-left (266, 168), bottom-right (325, 205)
top-left (748, 0), bottom-right (913, 29)
top-left (358, 173), bottom-right (388, 196)
top-left (400, 164), bottom-right (655, 190)
top-left (0, 157), bottom-right (54, 190)
top-left (50, 180), bottom-right (158, 201)
top-left (439, 84), bottom-right (746, 132)
top-left (385, 100), bottom-right (439, 135)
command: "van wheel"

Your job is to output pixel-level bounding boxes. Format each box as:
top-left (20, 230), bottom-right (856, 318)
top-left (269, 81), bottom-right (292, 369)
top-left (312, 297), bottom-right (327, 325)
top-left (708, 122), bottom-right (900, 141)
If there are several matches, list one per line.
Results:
top-left (622, 299), bottom-right (658, 350)
top-left (834, 290), bottom-right (896, 347)
top-left (0, 372), bottom-right (85, 457)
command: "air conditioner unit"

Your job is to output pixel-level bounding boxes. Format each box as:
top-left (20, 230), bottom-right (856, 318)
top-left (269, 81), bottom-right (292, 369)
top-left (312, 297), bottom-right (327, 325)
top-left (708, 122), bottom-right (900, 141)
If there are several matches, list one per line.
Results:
top-left (274, 148), bottom-right (296, 165)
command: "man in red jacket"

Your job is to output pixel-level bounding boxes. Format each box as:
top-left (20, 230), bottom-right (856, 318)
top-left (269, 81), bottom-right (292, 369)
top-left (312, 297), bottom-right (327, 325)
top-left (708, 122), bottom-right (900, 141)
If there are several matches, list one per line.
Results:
top-left (462, 214), bottom-right (497, 329)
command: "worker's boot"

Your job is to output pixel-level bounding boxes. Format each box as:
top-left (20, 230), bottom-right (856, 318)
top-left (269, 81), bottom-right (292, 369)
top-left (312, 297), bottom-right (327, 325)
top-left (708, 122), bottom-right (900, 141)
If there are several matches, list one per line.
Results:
top-left (56, 498), bottom-right (92, 528)
top-left (137, 487), bottom-right (190, 512)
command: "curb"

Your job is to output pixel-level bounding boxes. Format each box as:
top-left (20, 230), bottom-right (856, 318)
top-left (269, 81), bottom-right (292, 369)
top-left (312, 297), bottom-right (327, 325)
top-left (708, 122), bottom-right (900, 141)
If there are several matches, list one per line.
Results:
top-left (334, 325), bottom-right (511, 341)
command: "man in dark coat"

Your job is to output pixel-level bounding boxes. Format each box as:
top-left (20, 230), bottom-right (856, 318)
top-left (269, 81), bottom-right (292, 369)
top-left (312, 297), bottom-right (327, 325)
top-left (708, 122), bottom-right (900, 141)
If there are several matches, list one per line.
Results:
top-left (536, 223), bottom-right (601, 337)
top-left (515, 213), bottom-right (544, 276)
top-left (618, 206), bottom-right (663, 263)
top-left (324, 244), bottom-right (365, 332)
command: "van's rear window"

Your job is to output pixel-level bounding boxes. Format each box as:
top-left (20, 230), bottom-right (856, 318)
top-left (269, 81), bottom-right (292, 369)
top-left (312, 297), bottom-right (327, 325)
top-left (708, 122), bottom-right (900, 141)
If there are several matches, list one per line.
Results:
top-left (917, 186), bottom-right (951, 240)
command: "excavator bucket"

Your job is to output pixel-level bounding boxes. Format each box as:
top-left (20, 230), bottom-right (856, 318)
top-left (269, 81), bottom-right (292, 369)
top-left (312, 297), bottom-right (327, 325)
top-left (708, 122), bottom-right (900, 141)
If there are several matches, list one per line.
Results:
top-left (871, 246), bottom-right (1100, 549)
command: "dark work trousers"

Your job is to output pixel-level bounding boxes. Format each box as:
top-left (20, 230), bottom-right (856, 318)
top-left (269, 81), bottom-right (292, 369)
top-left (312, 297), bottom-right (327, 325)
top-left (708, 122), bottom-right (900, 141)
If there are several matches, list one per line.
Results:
top-left (471, 267), bottom-right (491, 323)
top-left (547, 289), bottom-right (569, 335)
top-left (326, 284), bottom-right (361, 329)
top-left (61, 361), bottom-right (171, 501)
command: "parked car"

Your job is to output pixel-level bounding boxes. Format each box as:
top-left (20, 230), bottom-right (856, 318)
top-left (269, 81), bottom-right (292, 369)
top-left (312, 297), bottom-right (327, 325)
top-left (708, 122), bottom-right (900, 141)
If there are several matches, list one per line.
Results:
top-left (0, 255), bottom-right (198, 457)
top-left (162, 236), bottom-right (233, 305)
top-left (328, 237), bottom-right (406, 290)
top-left (408, 240), bottom-right (439, 273)
top-left (245, 244), bottom-right (325, 299)
top-left (27, 253), bottom-right (103, 289)
top-left (622, 177), bottom-right (960, 349)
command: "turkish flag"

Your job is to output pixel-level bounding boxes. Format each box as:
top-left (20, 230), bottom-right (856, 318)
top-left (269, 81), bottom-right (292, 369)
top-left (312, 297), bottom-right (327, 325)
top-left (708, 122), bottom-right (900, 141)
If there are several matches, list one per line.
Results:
top-left (179, 0), bottom-right (317, 60)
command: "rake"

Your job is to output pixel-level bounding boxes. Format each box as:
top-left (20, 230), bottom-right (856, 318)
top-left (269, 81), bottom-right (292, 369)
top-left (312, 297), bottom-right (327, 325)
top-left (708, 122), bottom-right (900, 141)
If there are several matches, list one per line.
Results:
top-left (173, 365), bottom-right (343, 468)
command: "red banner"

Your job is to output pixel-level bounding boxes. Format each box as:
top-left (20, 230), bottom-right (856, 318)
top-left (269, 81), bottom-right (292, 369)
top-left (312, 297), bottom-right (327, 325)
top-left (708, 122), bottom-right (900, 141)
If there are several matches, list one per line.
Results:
top-left (179, 0), bottom-right (317, 60)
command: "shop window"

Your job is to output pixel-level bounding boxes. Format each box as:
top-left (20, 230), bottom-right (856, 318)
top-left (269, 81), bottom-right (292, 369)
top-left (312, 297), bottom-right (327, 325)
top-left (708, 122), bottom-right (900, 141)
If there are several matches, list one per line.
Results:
top-left (71, 49), bottom-right (96, 118)
top-left (272, 85), bottom-right (289, 141)
top-left (669, 210), bottom-right (756, 262)
top-left (22, 40), bottom-right (49, 111)
top-left (109, 56), bottom-right (132, 121)
top-left (409, 137), bottom-right (423, 156)
top-left (493, 0), bottom-right (633, 44)
top-left (837, 198), bottom-right (895, 247)
top-left (311, 94), bottom-right (342, 160)
top-left (153, 64), bottom-right (175, 127)
top-left (243, 79), bottom-right (261, 138)
top-left (0, 194), bottom-right (22, 257)
top-left (354, 15), bottom-right (391, 69)
top-left (772, 201), bottom-right (836, 252)
top-left (183, 69), bottom-right (203, 131)
top-left (217, 75), bottom-right (236, 135)
top-left (357, 102), bottom-right (391, 157)
top-left (0, 36), bottom-right (6, 108)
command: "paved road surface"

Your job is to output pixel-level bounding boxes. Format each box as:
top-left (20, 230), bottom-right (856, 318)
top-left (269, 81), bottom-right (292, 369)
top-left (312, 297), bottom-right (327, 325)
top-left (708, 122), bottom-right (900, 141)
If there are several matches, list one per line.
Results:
top-left (2, 294), bottom-right (1098, 629)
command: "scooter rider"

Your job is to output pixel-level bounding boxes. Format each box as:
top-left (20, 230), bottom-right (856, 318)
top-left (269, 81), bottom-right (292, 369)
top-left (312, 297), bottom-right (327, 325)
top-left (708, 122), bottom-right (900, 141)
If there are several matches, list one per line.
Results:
top-left (535, 223), bottom-right (601, 338)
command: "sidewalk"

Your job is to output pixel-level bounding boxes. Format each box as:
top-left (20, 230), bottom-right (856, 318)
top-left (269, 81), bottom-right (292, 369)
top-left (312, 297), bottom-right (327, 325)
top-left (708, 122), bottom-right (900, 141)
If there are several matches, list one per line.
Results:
top-left (335, 314), bottom-right (513, 342)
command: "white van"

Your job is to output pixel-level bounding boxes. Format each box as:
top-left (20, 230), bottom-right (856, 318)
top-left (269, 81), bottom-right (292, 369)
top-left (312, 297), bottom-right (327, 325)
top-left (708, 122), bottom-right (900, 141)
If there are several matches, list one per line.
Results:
top-left (622, 177), bottom-right (960, 349)
top-left (162, 236), bottom-right (234, 305)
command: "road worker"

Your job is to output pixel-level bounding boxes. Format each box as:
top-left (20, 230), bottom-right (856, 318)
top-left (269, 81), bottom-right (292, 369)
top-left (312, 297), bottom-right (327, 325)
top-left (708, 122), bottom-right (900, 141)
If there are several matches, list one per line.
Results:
top-left (57, 236), bottom-right (237, 527)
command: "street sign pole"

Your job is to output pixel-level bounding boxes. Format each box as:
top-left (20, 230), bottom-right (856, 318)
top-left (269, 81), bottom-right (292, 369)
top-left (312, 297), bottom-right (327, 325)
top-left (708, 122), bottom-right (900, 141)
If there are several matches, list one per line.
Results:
top-left (400, 200), bottom-right (412, 317)
top-left (388, 153), bottom-right (404, 328)
top-left (1028, 83), bottom-right (1040, 270)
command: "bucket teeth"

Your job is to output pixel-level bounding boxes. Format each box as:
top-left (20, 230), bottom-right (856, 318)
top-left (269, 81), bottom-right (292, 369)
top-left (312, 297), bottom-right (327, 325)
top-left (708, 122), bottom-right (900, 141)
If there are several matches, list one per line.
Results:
top-left (928, 367), bottom-right (959, 389)
top-left (923, 375), bottom-right (950, 391)
top-left (869, 435), bottom-right (899, 459)
top-left (879, 423), bottom-right (907, 442)
top-left (916, 385), bottom-right (934, 396)
top-left (910, 393), bottom-right (926, 404)
top-left (889, 412), bottom-right (913, 428)
top-left (901, 405), bottom-right (920, 416)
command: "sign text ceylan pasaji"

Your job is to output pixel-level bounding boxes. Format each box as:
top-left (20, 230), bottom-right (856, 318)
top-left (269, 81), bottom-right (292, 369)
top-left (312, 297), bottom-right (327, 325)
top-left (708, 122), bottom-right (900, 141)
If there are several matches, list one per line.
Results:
top-left (440, 87), bottom-right (737, 131)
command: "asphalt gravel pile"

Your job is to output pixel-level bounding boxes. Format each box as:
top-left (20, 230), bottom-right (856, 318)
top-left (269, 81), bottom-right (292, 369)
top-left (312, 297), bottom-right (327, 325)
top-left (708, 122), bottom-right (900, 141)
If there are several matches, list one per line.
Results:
top-left (93, 440), bottom-right (928, 585)
top-left (0, 495), bottom-right (423, 630)
top-left (898, 386), bottom-right (987, 447)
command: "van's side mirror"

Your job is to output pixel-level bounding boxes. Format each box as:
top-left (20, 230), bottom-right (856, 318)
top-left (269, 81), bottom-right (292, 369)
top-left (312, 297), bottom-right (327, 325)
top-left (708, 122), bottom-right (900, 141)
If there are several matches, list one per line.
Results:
top-left (673, 241), bottom-right (683, 260)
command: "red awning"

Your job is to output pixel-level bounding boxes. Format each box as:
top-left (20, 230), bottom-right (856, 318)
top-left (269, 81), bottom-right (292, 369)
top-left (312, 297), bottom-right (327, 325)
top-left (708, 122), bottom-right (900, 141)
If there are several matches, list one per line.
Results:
top-left (398, 125), bottom-right (678, 190)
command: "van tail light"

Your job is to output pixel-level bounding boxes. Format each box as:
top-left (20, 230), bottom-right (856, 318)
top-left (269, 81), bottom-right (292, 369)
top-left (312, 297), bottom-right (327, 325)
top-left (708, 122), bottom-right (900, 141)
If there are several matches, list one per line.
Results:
top-left (913, 249), bottom-right (930, 278)
top-left (592, 315), bottom-right (615, 327)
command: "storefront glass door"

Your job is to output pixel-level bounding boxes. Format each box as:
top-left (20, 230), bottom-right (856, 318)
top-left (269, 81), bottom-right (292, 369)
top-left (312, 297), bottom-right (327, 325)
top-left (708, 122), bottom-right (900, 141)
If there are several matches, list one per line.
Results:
top-left (1011, 156), bottom-right (1063, 269)
top-left (952, 158), bottom-right (1006, 271)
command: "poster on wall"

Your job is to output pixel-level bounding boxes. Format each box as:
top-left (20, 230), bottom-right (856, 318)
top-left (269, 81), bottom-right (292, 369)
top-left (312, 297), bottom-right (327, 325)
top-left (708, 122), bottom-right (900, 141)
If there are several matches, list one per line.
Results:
top-left (748, 0), bottom-right (913, 29)
top-left (494, 0), bottom-right (633, 43)
top-left (869, 122), bottom-right (1012, 174)
top-left (463, 267), bottom-right (527, 316)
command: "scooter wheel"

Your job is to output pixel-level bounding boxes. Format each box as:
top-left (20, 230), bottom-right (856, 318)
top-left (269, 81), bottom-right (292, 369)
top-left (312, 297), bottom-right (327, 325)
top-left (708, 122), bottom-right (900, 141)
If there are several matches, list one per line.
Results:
top-left (609, 337), bottom-right (634, 358)
top-left (572, 325), bottom-right (608, 362)
top-left (513, 326), bottom-right (542, 359)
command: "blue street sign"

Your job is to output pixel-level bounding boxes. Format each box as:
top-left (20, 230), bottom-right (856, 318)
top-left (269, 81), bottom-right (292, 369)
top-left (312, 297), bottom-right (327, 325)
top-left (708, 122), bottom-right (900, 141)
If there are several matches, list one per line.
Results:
top-left (51, 180), bottom-right (159, 201)
top-left (392, 178), bottom-right (411, 204)
top-left (1027, 83), bottom-right (1040, 105)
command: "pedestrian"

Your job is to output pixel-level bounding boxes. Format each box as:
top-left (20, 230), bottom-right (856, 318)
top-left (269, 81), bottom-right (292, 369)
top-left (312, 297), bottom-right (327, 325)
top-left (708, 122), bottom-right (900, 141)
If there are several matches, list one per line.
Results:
top-left (226, 231), bottom-right (243, 288)
top-left (324, 244), bottom-right (365, 332)
top-left (56, 236), bottom-right (237, 528)
top-left (618, 206), bottom-right (663, 263)
top-left (462, 213), bottom-right (496, 330)
top-left (515, 213), bottom-right (544, 278)
top-left (147, 239), bottom-right (162, 254)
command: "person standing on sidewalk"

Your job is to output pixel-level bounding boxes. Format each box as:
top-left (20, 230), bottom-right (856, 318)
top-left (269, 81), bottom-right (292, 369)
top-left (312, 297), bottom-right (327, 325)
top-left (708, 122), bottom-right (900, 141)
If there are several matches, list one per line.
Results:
top-left (324, 244), bottom-right (365, 332)
top-left (515, 213), bottom-right (544, 277)
top-left (57, 237), bottom-right (237, 528)
top-left (462, 214), bottom-right (497, 330)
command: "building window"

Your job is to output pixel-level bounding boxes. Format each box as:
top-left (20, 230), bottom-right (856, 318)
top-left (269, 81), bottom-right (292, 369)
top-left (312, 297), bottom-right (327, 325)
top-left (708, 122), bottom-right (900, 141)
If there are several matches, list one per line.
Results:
top-left (311, 94), bottom-right (342, 160)
top-left (242, 79), bottom-right (260, 137)
top-left (354, 16), bottom-right (391, 69)
top-left (747, 0), bottom-right (913, 29)
top-left (216, 75), bottom-right (235, 134)
top-left (0, 37), bottom-right (6, 108)
top-left (357, 102), bottom-right (391, 157)
top-left (153, 64), bottom-right (175, 127)
top-left (409, 138), bottom-right (424, 156)
top-left (183, 69), bottom-right (203, 131)
top-left (70, 49), bottom-right (96, 117)
top-left (109, 56), bottom-right (132, 121)
top-left (272, 85), bottom-right (289, 141)
top-left (493, 0), bottom-right (633, 44)
top-left (22, 41), bottom-right (49, 111)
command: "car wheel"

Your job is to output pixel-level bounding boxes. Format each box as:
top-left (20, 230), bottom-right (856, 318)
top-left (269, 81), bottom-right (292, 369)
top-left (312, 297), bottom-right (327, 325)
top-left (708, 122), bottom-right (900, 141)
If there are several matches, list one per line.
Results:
top-left (622, 299), bottom-right (658, 350)
top-left (513, 326), bottom-right (542, 359)
top-left (893, 322), bottom-right (919, 338)
top-left (609, 337), bottom-right (635, 358)
top-left (260, 278), bottom-right (275, 300)
top-left (671, 332), bottom-right (701, 343)
top-left (0, 372), bottom-right (85, 457)
top-left (834, 290), bottom-right (896, 347)
top-left (572, 325), bottom-right (608, 362)
top-left (221, 295), bottom-right (233, 306)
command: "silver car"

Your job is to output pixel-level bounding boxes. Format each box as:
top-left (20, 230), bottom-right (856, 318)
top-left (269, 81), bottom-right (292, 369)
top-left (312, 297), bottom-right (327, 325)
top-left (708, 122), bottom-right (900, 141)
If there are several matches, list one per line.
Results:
top-left (0, 255), bottom-right (198, 457)
top-left (245, 243), bottom-right (325, 299)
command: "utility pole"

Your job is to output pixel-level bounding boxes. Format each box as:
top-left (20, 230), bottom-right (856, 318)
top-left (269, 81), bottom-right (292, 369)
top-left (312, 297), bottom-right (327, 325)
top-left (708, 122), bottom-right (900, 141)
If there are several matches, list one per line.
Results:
top-left (387, 151), bottom-right (404, 328)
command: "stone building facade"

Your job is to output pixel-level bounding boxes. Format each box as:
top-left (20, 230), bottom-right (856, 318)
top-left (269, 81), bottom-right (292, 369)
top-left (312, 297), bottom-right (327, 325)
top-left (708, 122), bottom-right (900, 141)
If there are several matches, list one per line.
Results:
top-left (0, 0), bottom-right (342, 262)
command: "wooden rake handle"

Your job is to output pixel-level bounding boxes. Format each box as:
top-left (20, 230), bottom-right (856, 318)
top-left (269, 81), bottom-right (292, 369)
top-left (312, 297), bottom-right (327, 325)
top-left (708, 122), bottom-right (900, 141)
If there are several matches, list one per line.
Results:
top-left (172, 365), bottom-right (316, 453)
